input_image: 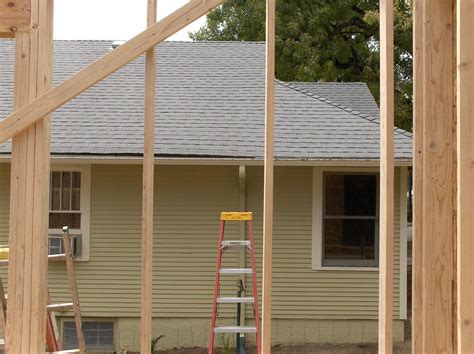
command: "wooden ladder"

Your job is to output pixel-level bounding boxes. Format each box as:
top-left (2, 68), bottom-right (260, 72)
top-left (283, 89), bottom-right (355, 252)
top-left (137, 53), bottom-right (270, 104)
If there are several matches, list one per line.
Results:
top-left (0, 227), bottom-right (86, 353)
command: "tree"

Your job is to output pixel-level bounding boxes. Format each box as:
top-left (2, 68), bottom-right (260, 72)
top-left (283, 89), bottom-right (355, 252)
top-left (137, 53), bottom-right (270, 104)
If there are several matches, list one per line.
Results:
top-left (191, 0), bottom-right (413, 131)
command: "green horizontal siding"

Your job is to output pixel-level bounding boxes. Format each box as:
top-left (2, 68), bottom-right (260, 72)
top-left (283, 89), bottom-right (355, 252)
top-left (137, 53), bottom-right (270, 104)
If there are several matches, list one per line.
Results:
top-left (0, 163), bottom-right (403, 321)
top-left (244, 167), bottom-right (401, 320)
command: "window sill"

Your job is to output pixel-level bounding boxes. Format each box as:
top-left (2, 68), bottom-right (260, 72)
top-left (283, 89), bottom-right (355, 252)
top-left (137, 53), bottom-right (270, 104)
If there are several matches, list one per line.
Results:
top-left (313, 266), bottom-right (379, 272)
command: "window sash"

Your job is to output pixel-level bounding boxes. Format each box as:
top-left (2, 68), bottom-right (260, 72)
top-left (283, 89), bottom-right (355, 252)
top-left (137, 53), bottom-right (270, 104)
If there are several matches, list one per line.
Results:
top-left (50, 171), bottom-right (81, 212)
top-left (49, 171), bottom-right (82, 230)
top-left (322, 172), bottom-right (379, 267)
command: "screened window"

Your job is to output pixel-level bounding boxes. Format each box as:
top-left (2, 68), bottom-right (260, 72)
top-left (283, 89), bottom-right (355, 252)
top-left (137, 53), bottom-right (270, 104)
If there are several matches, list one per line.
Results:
top-left (322, 173), bottom-right (379, 267)
top-left (63, 321), bottom-right (114, 351)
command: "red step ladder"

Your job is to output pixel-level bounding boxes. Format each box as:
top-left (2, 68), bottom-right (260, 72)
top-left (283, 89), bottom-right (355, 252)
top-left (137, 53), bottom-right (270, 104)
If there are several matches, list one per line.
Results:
top-left (208, 212), bottom-right (261, 354)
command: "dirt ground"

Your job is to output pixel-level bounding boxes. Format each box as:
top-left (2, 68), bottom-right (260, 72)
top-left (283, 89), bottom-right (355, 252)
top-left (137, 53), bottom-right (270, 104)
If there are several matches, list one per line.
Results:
top-left (156, 342), bottom-right (411, 354)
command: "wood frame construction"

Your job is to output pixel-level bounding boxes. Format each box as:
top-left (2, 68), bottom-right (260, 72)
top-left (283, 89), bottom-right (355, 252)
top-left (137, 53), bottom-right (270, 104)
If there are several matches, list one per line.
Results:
top-left (1, 0), bottom-right (474, 352)
top-left (0, 0), bottom-right (31, 37)
top-left (140, 1), bottom-right (157, 353)
top-left (412, 0), bottom-right (457, 353)
top-left (378, 0), bottom-right (394, 353)
top-left (261, 0), bottom-right (275, 352)
top-left (0, 1), bottom-right (228, 353)
top-left (5, 0), bottom-right (53, 352)
top-left (456, 0), bottom-right (474, 351)
top-left (411, 0), bottom-right (424, 351)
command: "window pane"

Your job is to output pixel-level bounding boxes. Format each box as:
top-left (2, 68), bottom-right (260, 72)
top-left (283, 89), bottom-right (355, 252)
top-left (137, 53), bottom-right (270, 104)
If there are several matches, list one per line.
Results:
top-left (61, 172), bottom-right (71, 210)
top-left (61, 189), bottom-right (71, 211)
top-left (84, 322), bottom-right (99, 347)
top-left (49, 212), bottom-right (81, 229)
top-left (63, 322), bottom-right (78, 350)
top-left (51, 188), bottom-right (61, 211)
top-left (72, 172), bottom-right (81, 188)
top-left (323, 219), bottom-right (376, 262)
top-left (48, 237), bottom-right (62, 255)
top-left (325, 174), bottom-right (377, 216)
top-left (51, 171), bottom-right (61, 188)
top-left (97, 322), bottom-right (114, 347)
top-left (71, 189), bottom-right (81, 211)
top-left (62, 172), bottom-right (71, 188)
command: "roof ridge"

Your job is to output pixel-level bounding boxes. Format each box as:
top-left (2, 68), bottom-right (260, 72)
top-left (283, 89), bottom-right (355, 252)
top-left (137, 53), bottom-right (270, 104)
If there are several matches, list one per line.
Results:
top-left (278, 80), bottom-right (412, 138)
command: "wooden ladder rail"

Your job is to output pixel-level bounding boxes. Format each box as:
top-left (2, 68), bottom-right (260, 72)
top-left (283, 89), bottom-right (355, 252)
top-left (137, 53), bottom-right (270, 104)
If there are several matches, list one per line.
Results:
top-left (62, 227), bottom-right (86, 354)
top-left (0, 278), bottom-right (7, 350)
top-left (0, 231), bottom-right (85, 353)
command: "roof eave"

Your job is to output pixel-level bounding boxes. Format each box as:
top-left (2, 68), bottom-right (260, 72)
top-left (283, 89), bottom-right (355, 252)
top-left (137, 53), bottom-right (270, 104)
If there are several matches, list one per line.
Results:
top-left (0, 154), bottom-right (413, 166)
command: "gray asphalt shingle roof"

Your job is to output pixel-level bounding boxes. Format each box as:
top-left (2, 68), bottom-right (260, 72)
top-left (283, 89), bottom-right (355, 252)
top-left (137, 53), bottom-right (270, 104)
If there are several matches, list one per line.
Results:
top-left (0, 40), bottom-right (412, 161)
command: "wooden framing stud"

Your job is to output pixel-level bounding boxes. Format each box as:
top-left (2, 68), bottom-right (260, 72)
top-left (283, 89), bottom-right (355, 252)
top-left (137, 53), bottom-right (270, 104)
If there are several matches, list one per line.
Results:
top-left (0, 0), bottom-right (31, 37)
top-left (411, 0), bottom-right (424, 352)
top-left (456, 0), bottom-right (474, 351)
top-left (5, 0), bottom-right (53, 352)
top-left (261, 0), bottom-right (275, 352)
top-left (413, 0), bottom-right (456, 352)
top-left (140, 0), bottom-right (157, 353)
top-left (378, 0), bottom-right (395, 352)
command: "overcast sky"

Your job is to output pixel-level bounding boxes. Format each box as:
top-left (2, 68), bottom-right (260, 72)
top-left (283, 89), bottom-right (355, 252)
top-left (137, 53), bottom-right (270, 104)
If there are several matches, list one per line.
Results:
top-left (54, 0), bottom-right (207, 41)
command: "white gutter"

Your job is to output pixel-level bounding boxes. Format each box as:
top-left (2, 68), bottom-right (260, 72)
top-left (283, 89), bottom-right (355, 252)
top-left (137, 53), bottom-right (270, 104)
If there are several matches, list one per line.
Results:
top-left (0, 154), bottom-right (412, 166)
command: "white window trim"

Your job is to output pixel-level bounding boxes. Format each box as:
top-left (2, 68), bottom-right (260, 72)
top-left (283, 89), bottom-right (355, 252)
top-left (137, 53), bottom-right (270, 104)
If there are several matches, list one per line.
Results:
top-left (312, 166), bottom-right (380, 271)
top-left (50, 164), bottom-right (91, 261)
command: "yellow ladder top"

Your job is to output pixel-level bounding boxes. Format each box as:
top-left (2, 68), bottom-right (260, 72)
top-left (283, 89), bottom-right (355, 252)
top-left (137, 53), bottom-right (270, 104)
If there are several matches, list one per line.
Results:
top-left (0, 247), bottom-right (8, 260)
top-left (220, 212), bottom-right (253, 221)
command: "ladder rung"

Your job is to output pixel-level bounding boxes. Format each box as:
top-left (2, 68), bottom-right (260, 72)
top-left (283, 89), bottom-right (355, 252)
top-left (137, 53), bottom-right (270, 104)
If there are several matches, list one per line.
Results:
top-left (214, 326), bottom-right (257, 334)
top-left (47, 302), bottom-right (74, 312)
top-left (222, 240), bottom-right (251, 251)
top-left (217, 297), bottom-right (254, 304)
top-left (48, 253), bottom-right (67, 261)
top-left (0, 253), bottom-right (67, 266)
top-left (220, 268), bottom-right (253, 275)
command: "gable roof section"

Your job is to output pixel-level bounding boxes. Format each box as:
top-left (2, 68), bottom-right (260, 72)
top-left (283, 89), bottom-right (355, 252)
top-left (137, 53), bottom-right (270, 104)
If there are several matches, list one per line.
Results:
top-left (0, 40), bottom-right (412, 161)
top-left (288, 81), bottom-right (381, 120)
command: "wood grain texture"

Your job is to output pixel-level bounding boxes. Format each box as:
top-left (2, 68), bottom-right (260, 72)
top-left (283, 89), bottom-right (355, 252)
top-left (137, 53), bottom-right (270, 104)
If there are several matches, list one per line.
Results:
top-left (0, 0), bottom-right (31, 36)
top-left (62, 232), bottom-right (86, 353)
top-left (456, 0), bottom-right (474, 350)
top-left (239, 165), bottom-right (247, 326)
top-left (262, 0), bottom-right (275, 352)
top-left (5, 0), bottom-right (53, 352)
top-left (420, 0), bottom-right (456, 352)
top-left (140, 0), bottom-right (157, 353)
top-left (0, 0), bottom-right (224, 145)
top-left (411, 0), bottom-right (424, 352)
top-left (378, 0), bottom-right (394, 353)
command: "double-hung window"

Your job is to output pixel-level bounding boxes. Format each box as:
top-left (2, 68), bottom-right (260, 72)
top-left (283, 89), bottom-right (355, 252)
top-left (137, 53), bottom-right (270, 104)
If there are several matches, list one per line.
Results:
top-left (49, 165), bottom-right (90, 260)
top-left (313, 168), bottom-right (379, 269)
